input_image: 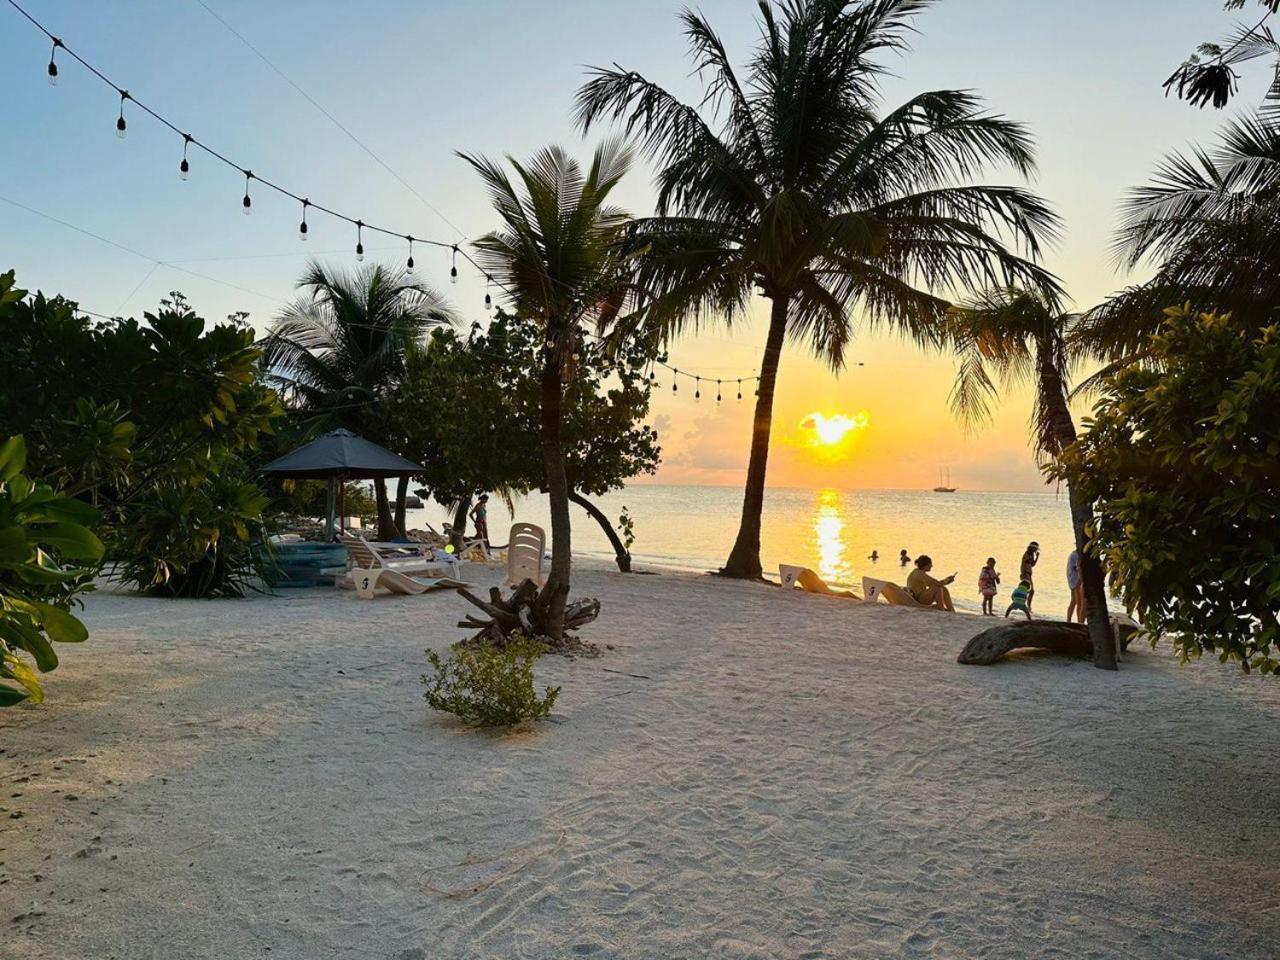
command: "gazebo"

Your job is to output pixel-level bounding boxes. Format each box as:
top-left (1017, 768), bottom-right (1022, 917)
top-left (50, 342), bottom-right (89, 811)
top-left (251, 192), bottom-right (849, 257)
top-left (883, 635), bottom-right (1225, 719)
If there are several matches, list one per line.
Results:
top-left (261, 428), bottom-right (424, 539)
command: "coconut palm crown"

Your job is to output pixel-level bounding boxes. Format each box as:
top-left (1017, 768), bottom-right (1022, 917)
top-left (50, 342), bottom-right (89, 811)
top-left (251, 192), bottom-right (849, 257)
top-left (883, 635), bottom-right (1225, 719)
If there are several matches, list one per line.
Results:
top-left (576, 0), bottom-right (1062, 579)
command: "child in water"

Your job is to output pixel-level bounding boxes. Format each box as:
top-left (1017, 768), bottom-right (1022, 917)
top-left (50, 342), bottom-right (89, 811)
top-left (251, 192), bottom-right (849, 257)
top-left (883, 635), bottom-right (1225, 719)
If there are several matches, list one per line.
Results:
top-left (978, 557), bottom-right (1000, 616)
top-left (899, 549), bottom-right (910, 566)
top-left (1005, 580), bottom-right (1033, 620)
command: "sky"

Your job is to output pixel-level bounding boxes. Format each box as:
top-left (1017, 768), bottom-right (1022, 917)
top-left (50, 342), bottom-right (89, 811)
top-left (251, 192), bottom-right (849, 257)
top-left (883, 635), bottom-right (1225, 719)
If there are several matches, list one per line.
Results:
top-left (1, 0), bottom-right (1270, 491)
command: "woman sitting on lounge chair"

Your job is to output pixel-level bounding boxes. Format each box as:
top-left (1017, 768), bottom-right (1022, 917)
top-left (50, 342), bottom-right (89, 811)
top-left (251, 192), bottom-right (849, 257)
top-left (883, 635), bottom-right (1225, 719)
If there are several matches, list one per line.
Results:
top-left (906, 555), bottom-right (956, 611)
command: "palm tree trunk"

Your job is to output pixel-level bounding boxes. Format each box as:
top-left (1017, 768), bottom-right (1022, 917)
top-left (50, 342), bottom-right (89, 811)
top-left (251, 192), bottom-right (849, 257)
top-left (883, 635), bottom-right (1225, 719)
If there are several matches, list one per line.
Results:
top-left (394, 476), bottom-right (409, 536)
top-left (374, 479), bottom-right (397, 542)
top-left (569, 489), bottom-right (631, 572)
top-left (722, 294), bottom-right (789, 580)
top-left (536, 355), bottom-right (572, 641)
top-left (1038, 351), bottom-right (1116, 670)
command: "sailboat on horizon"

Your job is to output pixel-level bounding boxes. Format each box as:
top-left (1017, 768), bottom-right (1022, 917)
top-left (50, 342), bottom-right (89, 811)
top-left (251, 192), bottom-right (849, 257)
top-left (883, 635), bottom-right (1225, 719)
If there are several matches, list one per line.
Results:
top-left (933, 468), bottom-right (956, 493)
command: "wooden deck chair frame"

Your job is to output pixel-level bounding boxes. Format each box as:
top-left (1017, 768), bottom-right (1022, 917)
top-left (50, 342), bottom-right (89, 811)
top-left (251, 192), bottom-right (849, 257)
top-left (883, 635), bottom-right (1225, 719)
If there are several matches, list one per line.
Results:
top-left (505, 523), bottom-right (546, 588)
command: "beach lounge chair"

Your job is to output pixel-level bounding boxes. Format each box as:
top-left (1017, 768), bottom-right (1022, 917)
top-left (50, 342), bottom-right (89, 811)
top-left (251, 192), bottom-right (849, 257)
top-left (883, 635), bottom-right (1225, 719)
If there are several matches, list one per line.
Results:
top-left (505, 523), bottom-right (546, 587)
top-left (781, 564), bottom-right (861, 599)
top-left (345, 536), bottom-right (468, 599)
top-left (340, 535), bottom-right (461, 579)
top-left (862, 576), bottom-right (932, 608)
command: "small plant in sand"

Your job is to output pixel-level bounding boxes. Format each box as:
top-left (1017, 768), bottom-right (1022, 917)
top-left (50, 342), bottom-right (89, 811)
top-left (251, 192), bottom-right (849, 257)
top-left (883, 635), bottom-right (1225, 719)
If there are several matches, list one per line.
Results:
top-left (422, 634), bottom-right (560, 727)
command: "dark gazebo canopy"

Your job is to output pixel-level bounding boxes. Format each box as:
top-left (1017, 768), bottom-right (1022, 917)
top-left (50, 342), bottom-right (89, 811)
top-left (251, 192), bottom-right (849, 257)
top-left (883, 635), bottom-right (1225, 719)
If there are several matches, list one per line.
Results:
top-left (261, 429), bottom-right (423, 480)
top-left (261, 430), bottom-right (424, 538)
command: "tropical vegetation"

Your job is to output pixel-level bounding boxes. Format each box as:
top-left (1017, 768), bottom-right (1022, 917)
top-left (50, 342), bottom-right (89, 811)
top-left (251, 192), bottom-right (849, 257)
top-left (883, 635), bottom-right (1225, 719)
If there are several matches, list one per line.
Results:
top-left (259, 262), bottom-right (454, 540)
top-left (460, 142), bottom-right (637, 638)
top-left (1054, 307), bottom-right (1280, 675)
top-left (0, 436), bottom-right (103, 706)
top-left (576, 0), bottom-right (1061, 578)
top-left (421, 635), bottom-right (560, 727)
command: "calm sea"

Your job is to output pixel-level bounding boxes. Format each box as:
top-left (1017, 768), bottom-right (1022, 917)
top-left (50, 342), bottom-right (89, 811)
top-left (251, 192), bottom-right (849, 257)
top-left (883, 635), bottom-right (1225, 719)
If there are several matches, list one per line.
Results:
top-left (404, 484), bottom-right (1098, 618)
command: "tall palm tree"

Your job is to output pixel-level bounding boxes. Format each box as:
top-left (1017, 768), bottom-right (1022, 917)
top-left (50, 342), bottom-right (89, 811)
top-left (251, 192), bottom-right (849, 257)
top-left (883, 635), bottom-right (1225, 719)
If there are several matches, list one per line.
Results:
top-left (945, 288), bottom-right (1115, 669)
top-left (260, 261), bottom-right (453, 540)
top-left (459, 141), bottom-right (634, 642)
top-left (1080, 109), bottom-right (1280, 356)
top-left (576, 0), bottom-right (1061, 580)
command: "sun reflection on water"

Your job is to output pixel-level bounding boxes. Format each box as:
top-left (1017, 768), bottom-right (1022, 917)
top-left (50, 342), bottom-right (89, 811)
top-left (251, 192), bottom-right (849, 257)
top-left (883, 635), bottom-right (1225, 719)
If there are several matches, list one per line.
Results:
top-left (813, 488), bottom-right (851, 584)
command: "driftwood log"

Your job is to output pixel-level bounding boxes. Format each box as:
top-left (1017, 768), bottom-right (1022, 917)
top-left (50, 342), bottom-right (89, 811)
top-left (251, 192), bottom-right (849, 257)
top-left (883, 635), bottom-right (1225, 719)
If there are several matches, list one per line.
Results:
top-left (958, 619), bottom-right (1137, 666)
top-left (456, 578), bottom-right (600, 648)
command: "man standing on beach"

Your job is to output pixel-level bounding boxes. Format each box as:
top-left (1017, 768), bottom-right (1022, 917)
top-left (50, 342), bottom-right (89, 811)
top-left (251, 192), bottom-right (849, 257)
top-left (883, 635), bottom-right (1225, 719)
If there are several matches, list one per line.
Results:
top-left (1019, 541), bottom-right (1039, 614)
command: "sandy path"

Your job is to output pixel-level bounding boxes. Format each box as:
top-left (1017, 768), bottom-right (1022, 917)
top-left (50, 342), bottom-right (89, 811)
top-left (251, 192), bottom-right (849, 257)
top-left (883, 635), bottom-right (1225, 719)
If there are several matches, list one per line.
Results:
top-left (2, 561), bottom-right (1277, 959)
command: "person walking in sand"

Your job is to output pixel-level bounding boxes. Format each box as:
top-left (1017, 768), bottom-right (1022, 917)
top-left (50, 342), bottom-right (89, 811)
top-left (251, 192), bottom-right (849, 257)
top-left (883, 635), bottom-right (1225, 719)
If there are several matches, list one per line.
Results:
top-left (469, 494), bottom-right (491, 546)
top-left (906, 555), bottom-right (955, 611)
top-left (1066, 549), bottom-right (1087, 623)
top-left (978, 557), bottom-right (1000, 616)
top-left (1018, 541), bottom-right (1039, 614)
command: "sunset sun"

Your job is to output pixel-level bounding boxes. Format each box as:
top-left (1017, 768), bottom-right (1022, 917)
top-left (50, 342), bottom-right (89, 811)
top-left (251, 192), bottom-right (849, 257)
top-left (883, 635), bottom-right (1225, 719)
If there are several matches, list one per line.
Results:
top-left (801, 412), bottom-right (869, 447)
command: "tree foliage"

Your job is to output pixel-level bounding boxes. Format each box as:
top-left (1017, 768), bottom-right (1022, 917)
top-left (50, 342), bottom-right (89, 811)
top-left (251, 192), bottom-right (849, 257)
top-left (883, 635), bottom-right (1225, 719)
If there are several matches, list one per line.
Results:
top-left (0, 270), bottom-right (282, 598)
top-left (1164, 1), bottom-right (1280, 109)
top-left (390, 310), bottom-right (660, 567)
top-left (0, 437), bottom-right (103, 706)
top-left (576, 0), bottom-right (1059, 578)
top-left (1054, 306), bottom-right (1280, 675)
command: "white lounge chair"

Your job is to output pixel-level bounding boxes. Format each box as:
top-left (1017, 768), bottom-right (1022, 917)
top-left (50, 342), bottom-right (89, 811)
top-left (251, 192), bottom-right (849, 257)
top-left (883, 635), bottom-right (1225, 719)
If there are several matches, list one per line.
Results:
top-left (342, 536), bottom-right (465, 598)
top-left (505, 523), bottom-right (546, 587)
top-left (340, 536), bottom-right (461, 579)
top-left (781, 564), bottom-right (860, 598)
top-left (863, 576), bottom-right (951, 610)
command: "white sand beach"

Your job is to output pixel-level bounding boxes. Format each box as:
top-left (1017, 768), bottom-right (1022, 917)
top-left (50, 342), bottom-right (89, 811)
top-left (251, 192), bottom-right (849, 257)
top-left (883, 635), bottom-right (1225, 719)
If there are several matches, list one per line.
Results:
top-left (2, 560), bottom-right (1278, 959)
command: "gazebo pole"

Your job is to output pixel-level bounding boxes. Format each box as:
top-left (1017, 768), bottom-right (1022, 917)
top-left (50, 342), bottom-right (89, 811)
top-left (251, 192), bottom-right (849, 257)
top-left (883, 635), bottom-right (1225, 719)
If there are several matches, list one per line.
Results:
top-left (337, 477), bottom-right (346, 535)
top-left (324, 478), bottom-right (337, 541)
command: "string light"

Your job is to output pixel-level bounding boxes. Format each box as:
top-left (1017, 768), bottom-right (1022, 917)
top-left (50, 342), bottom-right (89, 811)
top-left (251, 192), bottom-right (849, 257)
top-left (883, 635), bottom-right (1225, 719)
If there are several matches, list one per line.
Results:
top-left (672, 368), bottom-right (679, 393)
top-left (7, 0), bottom-right (776, 391)
top-left (484, 275), bottom-right (493, 313)
top-left (46, 37), bottom-right (59, 84)
top-left (115, 89), bottom-right (128, 138)
top-left (695, 376), bottom-right (701, 401)
top-left (716, 380), bottom-right (722, 403)
top-left (405, 236), bottom-right (415, 272)
top-left (737, 379), bottom-right (743, 401)
top-left (355, 220), bottom-right (364, 261)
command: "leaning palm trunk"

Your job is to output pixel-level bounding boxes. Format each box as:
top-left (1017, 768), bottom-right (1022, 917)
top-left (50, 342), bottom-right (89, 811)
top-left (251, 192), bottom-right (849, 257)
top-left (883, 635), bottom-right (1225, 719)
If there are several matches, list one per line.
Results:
top-left (1038, 350), bottom-right (1116, 670)
top-left (723, 296), bottom-right (789, 579)
top-left (536, 357), bottom-right (572, 642)
top-left (374, 479), bottom-right (397, 541)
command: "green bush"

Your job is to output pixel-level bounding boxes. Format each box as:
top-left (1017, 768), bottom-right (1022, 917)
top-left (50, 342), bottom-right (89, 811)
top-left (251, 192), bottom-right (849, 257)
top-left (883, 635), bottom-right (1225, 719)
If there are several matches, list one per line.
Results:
top-left (1056, 307), bottom-right (1280, 674)
top-left (421, 636), bottom-right (560, 727)
top-left (0, 436), bottom-right (103, 706)
top-left (116, 467), bottom-right (275, 598)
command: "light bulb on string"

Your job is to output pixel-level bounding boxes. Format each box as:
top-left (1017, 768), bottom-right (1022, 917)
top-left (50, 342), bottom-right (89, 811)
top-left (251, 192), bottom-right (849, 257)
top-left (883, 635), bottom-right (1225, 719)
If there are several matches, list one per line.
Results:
top-left (716, 380), bottom-right (722, 403)
top-left (178, 134), bottom-right (191, 180)
top-left (672, 369), bottom-right (679, 393)
top-left (241, 170), bottom-right (253, 215)
top-left (695, 376), bottom-right (701, 401)
top-left (405, 236), bottom-right (415, 272)
top-left (115, 89), bottom-right (129, 138)
top-left (355, 221), bottom-right (364, 261)
top-left (47, 38), bottom-right (61, 85)
top-left (298, 199), bottom-right (310, 241)
top-left (450, 245), bottom-right (459, 284)
top-left (484, 275), bottom-right (493, 313)
top-left (736, 379), bottom-right (743, 401)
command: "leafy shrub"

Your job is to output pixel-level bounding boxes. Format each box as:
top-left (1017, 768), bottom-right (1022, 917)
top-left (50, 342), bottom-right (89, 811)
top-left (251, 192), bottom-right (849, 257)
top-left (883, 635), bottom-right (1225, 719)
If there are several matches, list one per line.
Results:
top-left (0, 437), bottom-right (103, 706)
top-left (1056, 307), bottom-right (1280, 674)
top-left (117, 467), bottom-right (275, 598)
top-left (421, 636), bottom-right (560, 727)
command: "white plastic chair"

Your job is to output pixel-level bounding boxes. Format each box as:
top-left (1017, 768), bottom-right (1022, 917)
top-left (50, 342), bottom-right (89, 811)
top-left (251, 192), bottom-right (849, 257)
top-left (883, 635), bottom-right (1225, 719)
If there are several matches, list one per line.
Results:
top-left (505, 523), bottom-right (546, 587)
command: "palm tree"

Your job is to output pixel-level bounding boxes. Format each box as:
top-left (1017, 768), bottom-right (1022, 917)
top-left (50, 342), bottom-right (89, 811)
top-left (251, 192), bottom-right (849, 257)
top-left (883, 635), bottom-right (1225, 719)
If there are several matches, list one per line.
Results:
top-left (1080, 109), bottom-right (1280, 355)
top-left (459, 141), bottom-right (635, 642)
top-left (945, 288), bottom-right (1115, 669)
top-left (260, 261), bottom-right (453, 540)
top-left (576, 0), bottom-right (1061, 580)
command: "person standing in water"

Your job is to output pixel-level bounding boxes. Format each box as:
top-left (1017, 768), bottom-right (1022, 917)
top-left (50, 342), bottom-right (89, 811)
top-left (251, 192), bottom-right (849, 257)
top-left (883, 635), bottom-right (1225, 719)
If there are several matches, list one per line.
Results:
top-left (1019, 541), bottom-right (1040, 614)
top-left (899, 549), bottom-right (911, 566)
top-left (469, 494), bottom-right (490, 546)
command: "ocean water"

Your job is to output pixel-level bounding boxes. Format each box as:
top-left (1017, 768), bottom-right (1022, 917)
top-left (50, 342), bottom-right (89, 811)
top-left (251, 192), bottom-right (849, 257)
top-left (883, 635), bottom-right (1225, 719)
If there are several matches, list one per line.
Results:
top-left (404, 484), bottom-right (1097, 618)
